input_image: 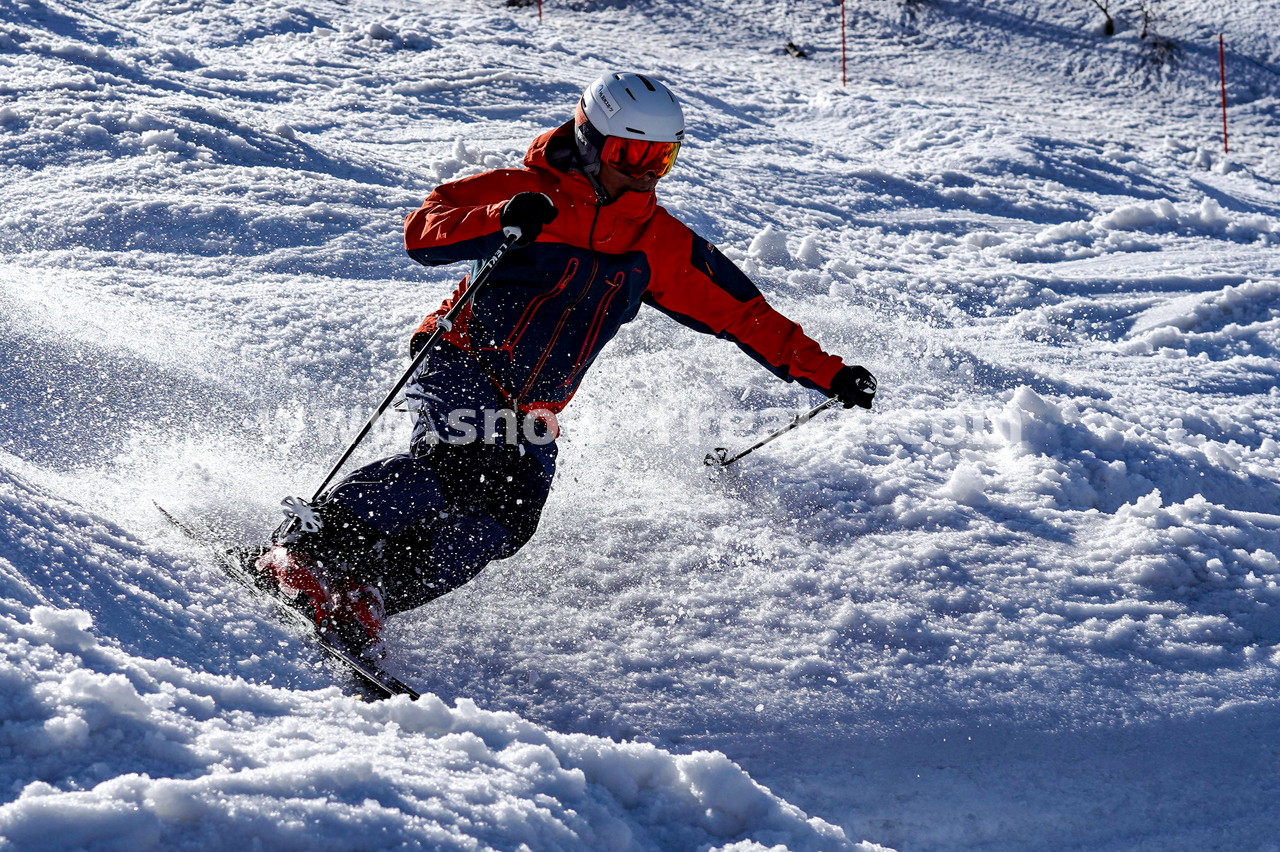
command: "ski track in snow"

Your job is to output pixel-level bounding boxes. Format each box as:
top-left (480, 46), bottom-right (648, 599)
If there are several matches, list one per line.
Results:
top-left (2, 0), bottom-right (1279, 848)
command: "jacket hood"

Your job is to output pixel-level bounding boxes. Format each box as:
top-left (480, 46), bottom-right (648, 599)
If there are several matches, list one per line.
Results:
top-left (524, 121), bottom-right (580, 173)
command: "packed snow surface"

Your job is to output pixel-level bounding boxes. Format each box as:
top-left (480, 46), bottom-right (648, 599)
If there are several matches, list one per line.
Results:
top-left (2, 0), bottom-right (1279, 849)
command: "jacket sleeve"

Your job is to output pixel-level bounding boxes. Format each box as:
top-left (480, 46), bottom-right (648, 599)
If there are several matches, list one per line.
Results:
top-left (404, 169), bottom-right (540, 266)
top-left (645, 225), bottom-right (845, 394)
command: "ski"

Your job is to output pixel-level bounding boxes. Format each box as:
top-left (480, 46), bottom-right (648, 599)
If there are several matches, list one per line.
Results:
top-left (154, 503), bottom-right (420, 701)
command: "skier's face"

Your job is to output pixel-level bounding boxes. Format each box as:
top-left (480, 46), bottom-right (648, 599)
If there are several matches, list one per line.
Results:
top-left (598, 161), bottom-right (661, 200)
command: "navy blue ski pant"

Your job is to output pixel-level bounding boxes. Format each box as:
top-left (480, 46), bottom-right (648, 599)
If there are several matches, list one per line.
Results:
top-left (318, 344), bottom-right (557, 616)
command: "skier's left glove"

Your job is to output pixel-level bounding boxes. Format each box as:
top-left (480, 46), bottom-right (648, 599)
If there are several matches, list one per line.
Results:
top-left (829, 365), bottom-right (877, 410)
top-left (500, 192), bottom-right (558, 246)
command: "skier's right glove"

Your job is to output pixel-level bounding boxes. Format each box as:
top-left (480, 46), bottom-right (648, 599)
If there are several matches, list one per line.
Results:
top-left (500, 192), bottom-right (558, 246)
top-left (830, 365), bottom-right (877, 410)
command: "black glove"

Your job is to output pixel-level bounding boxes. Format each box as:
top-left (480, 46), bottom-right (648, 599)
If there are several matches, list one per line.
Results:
top-left (829, 365), bottom-right (877, 409)
top-left (500, 192), bottom-right (558, 246)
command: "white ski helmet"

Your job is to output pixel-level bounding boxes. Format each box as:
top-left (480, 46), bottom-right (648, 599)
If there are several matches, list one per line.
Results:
top-left (574, 72), bottom-right (684, 176)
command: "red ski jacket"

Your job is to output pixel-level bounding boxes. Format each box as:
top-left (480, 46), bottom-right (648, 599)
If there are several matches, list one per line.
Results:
top-left (404, 122), bottom-right (844, 416)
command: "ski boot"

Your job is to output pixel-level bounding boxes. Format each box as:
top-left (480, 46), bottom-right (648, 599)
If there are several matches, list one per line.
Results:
top-left (255, 546), bottom-right (386, 658)
top-left (333, 579), bottom-right (387, 659)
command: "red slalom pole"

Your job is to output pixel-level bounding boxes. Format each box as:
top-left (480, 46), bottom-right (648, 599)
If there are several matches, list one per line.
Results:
top-left (1219, 34), bottom-right (1229, 153)
top-left (840, 0), bottom-right (847, 87)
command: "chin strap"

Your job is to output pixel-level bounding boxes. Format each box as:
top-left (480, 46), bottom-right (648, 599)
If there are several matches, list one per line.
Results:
top-left (578, 161), bottom-right (612, 204)
top-left (569, 131), bottom-right (613, 204)
top-left (588, 174), bottom-right (612, 205)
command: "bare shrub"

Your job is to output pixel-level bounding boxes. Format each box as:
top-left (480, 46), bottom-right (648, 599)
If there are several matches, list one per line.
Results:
top-left (1086, 0), bottom-right (1116, 36)
top-left (1135, 0), bottom-right (1180, 71)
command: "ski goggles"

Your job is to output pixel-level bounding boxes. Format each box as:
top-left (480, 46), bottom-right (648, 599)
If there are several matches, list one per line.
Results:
top-left (600, 136), bottom-right (681, 178)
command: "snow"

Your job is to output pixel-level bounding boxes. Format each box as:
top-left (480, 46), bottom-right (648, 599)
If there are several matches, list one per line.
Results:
top-left (1, 0), bottom-right (1279, 848)
top-left (3, 599), bottom-right (855, 850)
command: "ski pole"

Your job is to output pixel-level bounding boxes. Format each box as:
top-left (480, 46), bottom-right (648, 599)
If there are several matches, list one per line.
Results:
top-left (280, 227), bottom-right (524, 537)
top-left (704, 396), bottom-right (843, 469)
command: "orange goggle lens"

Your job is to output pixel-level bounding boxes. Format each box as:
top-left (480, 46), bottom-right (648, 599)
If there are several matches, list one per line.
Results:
top-left (600, 136), bottom-right (681, 178)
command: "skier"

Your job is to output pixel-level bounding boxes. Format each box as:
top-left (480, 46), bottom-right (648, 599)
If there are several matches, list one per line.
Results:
top-left (255, 72), bottom-right (878, 653)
